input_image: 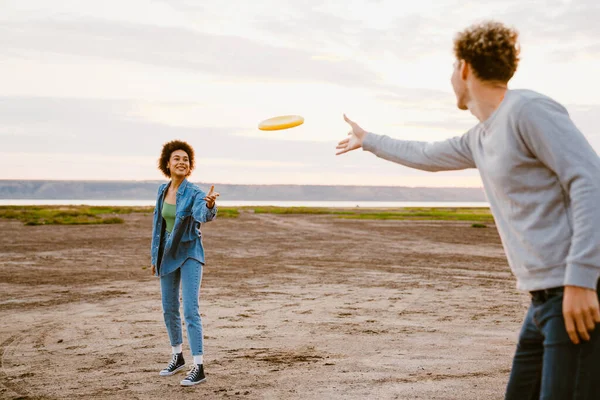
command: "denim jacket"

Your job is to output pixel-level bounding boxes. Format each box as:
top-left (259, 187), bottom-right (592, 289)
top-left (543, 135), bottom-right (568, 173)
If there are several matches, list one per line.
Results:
top-left (150, 179), bottom-right (217, 276)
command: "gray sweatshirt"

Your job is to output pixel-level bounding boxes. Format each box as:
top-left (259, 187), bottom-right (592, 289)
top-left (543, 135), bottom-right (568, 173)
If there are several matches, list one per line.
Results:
top-left (362, 89), bottom-right (600, 291)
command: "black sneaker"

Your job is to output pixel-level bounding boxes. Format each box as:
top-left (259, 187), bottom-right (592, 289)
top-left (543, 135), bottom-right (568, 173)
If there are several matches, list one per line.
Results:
top-left (159, 352), bottom-right (186, 376)
top-left (180, 364), bottom-right (206, 386)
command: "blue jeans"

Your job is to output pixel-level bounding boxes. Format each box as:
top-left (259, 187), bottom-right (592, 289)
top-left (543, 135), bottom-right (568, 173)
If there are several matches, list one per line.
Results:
top-left (505, 285), bottom-right (600, 400)
top-left (160, 232), bottom-right (204, 356)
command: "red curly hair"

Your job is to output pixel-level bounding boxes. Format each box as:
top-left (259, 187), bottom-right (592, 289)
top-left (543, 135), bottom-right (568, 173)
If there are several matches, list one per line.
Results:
top-left (453, 21), bottom-right (520, 83)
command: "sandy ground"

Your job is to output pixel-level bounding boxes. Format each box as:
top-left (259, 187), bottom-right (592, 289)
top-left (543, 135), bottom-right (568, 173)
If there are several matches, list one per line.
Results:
top-left (0, 210), bottom-right (530, 399)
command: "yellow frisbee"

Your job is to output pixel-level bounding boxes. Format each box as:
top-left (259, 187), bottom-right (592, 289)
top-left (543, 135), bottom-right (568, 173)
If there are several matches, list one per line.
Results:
top-left (258, 115), bottom-right (304, 131)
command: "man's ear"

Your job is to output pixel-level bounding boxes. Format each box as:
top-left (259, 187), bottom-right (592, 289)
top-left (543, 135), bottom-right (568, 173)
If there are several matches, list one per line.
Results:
top-left (460, 60), bottom-right (469, 81)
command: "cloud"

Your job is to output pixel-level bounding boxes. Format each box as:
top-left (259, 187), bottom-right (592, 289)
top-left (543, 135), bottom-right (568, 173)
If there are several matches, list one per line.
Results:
top-left (249, 5), bottom-right (452, 60)
top-left (547, 43), bottom-right (600, 61)
top-left (0, 18), bottom-right (379, 88)
top-left (0, 95), bottom-right (486, 184)
top-left (513, 1), bottom-right (600, 38)
top-left (2, 0), bottom-right (597, 185)
top-left (0, 96), bottom-right (331, 163)
top-left (377, 88), bottom-right (455, 108)
top-left (491, 0), bottom-right (600, 58)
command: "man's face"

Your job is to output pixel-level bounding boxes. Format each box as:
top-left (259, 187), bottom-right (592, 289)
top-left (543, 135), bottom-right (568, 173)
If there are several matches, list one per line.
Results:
top-left (451, 60), bottom-right (469, 111)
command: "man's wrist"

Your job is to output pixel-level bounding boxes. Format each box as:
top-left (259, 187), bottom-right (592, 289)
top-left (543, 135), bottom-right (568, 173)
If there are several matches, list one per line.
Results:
top-left (361, 132), bottom-right (374, 151)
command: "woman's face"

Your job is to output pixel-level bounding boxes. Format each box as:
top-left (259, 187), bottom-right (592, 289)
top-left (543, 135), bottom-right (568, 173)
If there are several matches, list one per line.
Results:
top-left (167, 149), bottom-right (190, 178)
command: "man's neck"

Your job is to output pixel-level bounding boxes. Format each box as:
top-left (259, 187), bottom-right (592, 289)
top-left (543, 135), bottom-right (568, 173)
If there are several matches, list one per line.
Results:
top-left (467, 83), bottom-right (508, 123)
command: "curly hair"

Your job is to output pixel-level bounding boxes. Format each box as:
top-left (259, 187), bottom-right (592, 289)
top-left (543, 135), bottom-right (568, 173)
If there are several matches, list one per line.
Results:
top-left (158, 140), bottom-right (195, 178)
top-left (453, 21), bottom-right (520, 83)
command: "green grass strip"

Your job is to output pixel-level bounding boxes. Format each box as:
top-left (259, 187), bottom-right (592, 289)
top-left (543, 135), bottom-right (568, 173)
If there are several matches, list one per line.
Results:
top-left (250, 206), bottom-right (493, 222)
top-left (0, 205), bottom-right (491, 225)
top-left (0, 205), bottom-right (239, 226)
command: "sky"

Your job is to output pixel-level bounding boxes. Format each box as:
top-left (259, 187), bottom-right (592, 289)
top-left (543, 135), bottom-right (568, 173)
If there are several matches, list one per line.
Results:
top-left (2, 0), bottom-right (599, 187)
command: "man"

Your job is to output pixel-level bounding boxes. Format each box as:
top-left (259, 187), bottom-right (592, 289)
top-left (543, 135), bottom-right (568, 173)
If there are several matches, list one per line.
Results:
top-left (336, 21), bottom-right (600, 399)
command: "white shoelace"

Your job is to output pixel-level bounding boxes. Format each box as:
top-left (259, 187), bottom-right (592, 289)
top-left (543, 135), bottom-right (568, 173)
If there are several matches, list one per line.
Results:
top-left (184, 365), bottom-right (201, 380)
top-left (165, 354), bottom-right (178, 371)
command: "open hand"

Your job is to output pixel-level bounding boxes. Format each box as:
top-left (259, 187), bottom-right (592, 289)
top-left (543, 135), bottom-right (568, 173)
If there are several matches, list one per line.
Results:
top-left (151, 265), bottom-right (156, 276)
top-left (336, 114), bottom-right (368, 155)
top-left (204, 185), bottom-right (220, 209)
top-left (563, 285), bottom-right (600, 344)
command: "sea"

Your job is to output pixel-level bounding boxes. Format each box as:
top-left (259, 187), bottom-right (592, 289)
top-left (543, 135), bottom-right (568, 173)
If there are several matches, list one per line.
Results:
top-left (0, 200), bottom-right (490, 208)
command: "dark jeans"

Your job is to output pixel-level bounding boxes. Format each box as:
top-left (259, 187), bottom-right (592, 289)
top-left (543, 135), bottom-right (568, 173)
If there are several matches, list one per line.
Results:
top-left (505, 284), bottom-right (600, 400)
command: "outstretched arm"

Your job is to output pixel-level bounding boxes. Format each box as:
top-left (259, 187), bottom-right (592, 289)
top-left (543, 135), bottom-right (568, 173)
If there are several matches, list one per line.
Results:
top-left (336, 114), bottom-right (475, 171)
top-left (192, 185), bottom-right (219, 223)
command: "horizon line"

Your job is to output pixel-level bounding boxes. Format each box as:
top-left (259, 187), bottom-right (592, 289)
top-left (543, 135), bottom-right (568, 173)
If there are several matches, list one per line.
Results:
top-left (0, 178), bottom-right (485, 189)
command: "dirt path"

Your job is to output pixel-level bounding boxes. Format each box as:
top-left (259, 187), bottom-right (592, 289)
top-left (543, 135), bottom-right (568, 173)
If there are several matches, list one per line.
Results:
top-left (0, 211), bottom-right (528, 399)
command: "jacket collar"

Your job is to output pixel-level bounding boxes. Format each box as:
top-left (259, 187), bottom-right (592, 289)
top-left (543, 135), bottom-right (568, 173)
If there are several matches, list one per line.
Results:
top-left (160, 178), bottom-right (188, 196)
top-left (177, 178), bottom-right (189, 195)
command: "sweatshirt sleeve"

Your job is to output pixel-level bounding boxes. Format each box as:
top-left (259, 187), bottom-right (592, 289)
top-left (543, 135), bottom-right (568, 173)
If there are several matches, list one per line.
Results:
top-left (362, 131), bottom-right (476, 172)
top-left (517, 98), bottom-right (600, 290)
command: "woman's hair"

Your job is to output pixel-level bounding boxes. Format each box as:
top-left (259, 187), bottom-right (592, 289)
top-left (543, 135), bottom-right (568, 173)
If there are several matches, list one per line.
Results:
top-left (158, 140), bottom-right (195, 178)
top-left (453, 21), bottom-right (520, 83)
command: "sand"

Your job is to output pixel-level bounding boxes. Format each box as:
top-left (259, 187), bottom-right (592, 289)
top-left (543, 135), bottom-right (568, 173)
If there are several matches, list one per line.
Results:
top-left (0, 210), bottom-right (529, 399)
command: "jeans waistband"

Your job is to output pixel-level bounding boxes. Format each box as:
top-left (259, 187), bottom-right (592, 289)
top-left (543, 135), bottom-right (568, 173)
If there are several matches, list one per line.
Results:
top-left (529, 286), bottom-right (564, 303)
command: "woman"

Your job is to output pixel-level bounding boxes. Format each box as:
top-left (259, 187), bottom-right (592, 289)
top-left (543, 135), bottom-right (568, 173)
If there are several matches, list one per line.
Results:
top-left (150, 140), bottom-right (219, 386)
